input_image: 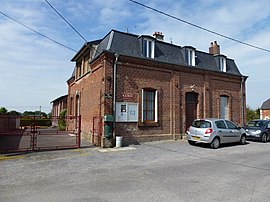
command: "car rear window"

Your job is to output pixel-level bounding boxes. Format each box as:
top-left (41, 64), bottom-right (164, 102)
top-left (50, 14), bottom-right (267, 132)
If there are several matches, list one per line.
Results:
top-left (192, 120), bottom-right (211, 128)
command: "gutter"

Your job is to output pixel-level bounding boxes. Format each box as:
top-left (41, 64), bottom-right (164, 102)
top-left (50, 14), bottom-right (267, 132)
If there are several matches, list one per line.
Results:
top-left (240, 76), bottom-right (247, 126)
top-left (113, 53), bottom-right (119, 137)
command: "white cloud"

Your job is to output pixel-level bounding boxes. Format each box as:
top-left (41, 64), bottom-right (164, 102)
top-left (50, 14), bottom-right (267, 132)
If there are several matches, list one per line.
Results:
top-left (0, 0), bottom-right (75, 113)
top-left (0, 0), bottom-right (269, 113)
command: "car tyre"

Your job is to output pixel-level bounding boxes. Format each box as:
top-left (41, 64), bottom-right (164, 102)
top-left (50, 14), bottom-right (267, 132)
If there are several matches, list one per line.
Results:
top-left (211, 137), bottom-right (220, 149)
top-left (261, 133), bottom-right (267, 143)
top-left (239, 135), bottom-right (246, 145)
top-left (188, 140), bottom-right (195, 145)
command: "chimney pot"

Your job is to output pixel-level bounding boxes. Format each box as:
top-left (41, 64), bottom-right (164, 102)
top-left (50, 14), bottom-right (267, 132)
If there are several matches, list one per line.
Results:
top-left (153, 31), bottom-right (164, 41)
top-left (209, 41), bottom-right (220, 55)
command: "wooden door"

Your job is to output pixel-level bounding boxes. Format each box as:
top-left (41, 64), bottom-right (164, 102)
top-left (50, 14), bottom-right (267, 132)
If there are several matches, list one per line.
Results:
top-left (185, 92), bottom-right (198, 130)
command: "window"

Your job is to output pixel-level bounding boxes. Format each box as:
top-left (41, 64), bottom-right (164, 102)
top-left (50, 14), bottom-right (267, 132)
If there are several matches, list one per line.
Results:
top-left (187, 48), bottom-right (195, 66)
top-left (192, 120), bottom-right (211, 128)
top-left (83, 54), bottom-right (89, 74)
top-left (220, 96), bottom-right (229, 119)
top-left (219, 57), bottom-right (226, 72)
top-left (215, 120), bottom-right (226, 129)
top-left (70, 97), bottom-right (73, 115)
top-left (225, 120), bottom-right (238, 129)
top-left (76, 62), bottom-right (82, 79)
top-left (75, 94), bottom-right (80, 116)
top-left (142, 89), bottom-right (158, 122)
top-left (248, 121), bottom-right (266, 127)
top-left (143, 39), bottom-right (155, 58)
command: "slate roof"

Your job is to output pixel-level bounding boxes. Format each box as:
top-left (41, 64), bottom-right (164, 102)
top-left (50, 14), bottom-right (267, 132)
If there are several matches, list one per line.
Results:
top-left (261, 98), bottom-right (270, 109)
top-left (71, 29), bottom-right (244, 77)
top-left (50, 95), bottom-right (68, 104)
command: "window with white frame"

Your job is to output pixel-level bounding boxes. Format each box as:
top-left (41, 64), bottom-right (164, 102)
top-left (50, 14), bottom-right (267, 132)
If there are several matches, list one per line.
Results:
top-left (220, 96), bottom-right (229, 119)
top-left (219, 57), bottom-right (226, 72)
top-left (187, 48), bottom-right (195, 66)
top-left (143, 39), bottom-right (155, 58)
top-left (142, 88), bottom-right (158, 122)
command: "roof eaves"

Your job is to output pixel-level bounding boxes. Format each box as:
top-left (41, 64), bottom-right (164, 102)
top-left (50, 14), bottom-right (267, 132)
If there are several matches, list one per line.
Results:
top-left (71, 40), bottom-right (102, 62)
top-left (50, 94), bottom-right (68, 104)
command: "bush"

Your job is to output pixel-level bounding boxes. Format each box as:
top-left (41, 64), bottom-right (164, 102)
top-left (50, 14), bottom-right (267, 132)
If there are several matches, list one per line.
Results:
top-left (58, 109), bottom-right (67, 131)
top-left (20, 118), bottom-right (52, 127)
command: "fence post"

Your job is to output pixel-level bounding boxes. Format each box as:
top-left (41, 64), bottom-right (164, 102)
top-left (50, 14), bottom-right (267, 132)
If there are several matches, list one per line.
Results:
top-left (78, 115), bottom-right (81, 148)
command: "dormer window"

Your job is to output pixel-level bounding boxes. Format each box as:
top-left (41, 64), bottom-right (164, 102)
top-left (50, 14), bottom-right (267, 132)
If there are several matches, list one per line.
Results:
top-left (76, 62), bottom-right (82, 79)
top-left (143, 38), bottom-right (155, 58)
top-left (186, 48), bottom-right (195, 66)
top-left (219, 56), bottom-right (226, 72)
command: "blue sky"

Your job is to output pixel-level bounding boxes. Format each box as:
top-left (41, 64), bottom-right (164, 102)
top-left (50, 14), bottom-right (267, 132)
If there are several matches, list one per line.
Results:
top-left (1, 0), bottom-right (270, 113)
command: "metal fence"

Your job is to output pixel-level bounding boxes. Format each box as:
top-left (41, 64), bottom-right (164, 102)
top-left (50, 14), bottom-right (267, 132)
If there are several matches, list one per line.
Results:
top-left (0, 115), bottom-right (81, 153)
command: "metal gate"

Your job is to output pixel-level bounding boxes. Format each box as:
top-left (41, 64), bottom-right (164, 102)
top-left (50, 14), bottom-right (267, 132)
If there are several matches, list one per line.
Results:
top-left (0, 115), bottom-right (81, 153)
top-left (92, 116), bottom-right (102, 147)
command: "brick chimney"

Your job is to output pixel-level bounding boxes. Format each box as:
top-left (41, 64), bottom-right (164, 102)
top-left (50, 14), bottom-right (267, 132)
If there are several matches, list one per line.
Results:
top-left (153, 31), bottom-right (164, 41)
top-left (209, 41), bottom-right (220, 55)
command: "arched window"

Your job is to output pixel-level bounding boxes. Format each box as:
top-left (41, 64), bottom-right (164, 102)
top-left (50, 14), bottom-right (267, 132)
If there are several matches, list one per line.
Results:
top-left (70, 97), bottom-right (73, 115)
top-left (75, 94), bottom-right (80, 116)
top-left (220, 96), bottom-right (229, 119)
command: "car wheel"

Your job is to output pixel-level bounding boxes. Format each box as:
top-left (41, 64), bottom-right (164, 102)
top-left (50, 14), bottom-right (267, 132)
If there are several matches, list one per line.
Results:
top-left (188, 140), bottom-right (195, 145)
top-left (211, 137), bottom-right (220, 149)
top-left (239, 135), bottom-right (246, 145)
top-left (261, 133), bottom-right (267, 143)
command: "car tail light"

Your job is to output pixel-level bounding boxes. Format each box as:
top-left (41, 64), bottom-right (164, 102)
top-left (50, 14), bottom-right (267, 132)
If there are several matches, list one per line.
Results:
top-left (187, 127), bottom-right (190, 132)
top-left (205, 128), bottom-right (213, 135)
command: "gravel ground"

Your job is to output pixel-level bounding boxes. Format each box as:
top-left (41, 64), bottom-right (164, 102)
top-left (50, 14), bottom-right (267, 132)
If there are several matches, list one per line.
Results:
top-left (1, 140), bottom-right (270, 202)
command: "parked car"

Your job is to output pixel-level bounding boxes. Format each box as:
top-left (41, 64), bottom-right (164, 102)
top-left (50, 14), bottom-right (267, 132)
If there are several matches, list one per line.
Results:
top-left (186, 118), bottom-right (246, 149)
top-left (243, 119), bottom-right (270, 142)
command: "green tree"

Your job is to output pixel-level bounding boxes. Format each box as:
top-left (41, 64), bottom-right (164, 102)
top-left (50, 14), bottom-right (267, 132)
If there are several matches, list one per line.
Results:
top-left (47, 112), bottom-right (52, 118)
top-left (8, 110), bottom-right (21, 116)
top-left (246, 106), bottom-right (260, 124)
top-left (22, 111), bottom-right (35, 117)
top-left (0, 107), bottom-right (8, 114)
top-left (58, 109), bottom-right (67, 131)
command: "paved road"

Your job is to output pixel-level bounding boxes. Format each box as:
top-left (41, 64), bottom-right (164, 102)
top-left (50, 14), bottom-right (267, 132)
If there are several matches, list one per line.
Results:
top-left (1, 140), bottom-right (270, 202)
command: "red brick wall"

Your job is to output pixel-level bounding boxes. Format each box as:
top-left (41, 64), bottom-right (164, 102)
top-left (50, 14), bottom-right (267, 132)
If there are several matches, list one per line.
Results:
top-left (261, 109), bottom-right (270, 119)
top-left (68, 52), bottom-right (246, 146)
top-left (67, 56), bottom-right (106, 141)
top-left (114, 60), bottom-right (173, 145)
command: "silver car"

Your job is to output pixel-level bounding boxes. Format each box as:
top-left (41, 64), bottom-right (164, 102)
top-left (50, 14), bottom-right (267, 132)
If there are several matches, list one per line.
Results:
top-left (186, 118), bottom-right (247, 149)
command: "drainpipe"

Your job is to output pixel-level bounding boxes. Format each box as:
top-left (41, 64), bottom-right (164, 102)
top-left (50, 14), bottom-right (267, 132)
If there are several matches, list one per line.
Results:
top-left (240, 76), bottom-right (245, 126)
top-left (113, 53), bottom-right (119, 138)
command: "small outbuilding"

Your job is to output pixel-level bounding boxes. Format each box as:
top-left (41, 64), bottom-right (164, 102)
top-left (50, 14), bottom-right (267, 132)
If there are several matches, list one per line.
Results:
top-left (260, 98), bottom-right (270, 119)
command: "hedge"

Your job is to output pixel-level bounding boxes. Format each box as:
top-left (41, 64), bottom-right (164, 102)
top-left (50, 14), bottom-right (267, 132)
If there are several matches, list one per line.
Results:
top-left (20, 118), bottom-right (52, 127)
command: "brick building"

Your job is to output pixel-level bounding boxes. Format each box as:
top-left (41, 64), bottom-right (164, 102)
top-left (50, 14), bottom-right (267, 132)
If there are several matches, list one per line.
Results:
top-left (67, 30), bottom-right (247, 147)
top-left (51, 95), bottom-right (68, 126)
top-left (260, 98), bottom-right (270, 119)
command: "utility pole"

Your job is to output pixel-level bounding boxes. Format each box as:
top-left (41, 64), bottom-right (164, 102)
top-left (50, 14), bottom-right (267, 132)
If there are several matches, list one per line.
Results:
top-left (39, 106), bottom-right (41, 116)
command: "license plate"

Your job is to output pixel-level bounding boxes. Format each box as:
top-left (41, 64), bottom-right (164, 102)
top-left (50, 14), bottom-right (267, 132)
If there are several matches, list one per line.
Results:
top-left (192, 136), bottom-right (200, 141)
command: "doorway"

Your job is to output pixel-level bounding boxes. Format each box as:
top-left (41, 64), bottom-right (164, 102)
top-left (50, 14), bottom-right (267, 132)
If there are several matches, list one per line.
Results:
top-left (185, 92), bottom-right (198, 130)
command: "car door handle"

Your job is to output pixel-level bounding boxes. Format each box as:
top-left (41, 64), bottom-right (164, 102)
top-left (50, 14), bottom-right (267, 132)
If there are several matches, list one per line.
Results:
top-left (230, 131), bottom-right (233, 133)
top-left (219, 130), bottom-right (222, 132)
